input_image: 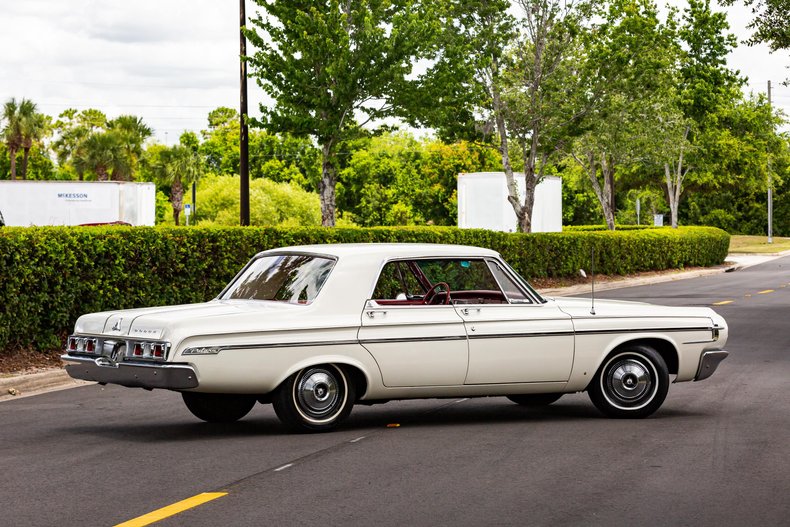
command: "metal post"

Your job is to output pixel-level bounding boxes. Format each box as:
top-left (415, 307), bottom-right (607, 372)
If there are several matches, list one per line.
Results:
top-left (239, 0), bottom-right (250, 226)
top-left (768, 80), bottom-right (774, 243)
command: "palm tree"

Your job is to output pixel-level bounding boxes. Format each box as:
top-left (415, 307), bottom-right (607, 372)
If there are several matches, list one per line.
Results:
top-left (19, 101), bottom-right (48, 179)
top-left (148, 139), bottom-right (205, 225)
top-left (73, 132), bottom-right (127, 181)
top-left (108, 115), bottom-right (152, 181)
top-left (1, 98), bottom-right (45, 180)
top-left (2, 98), bottom-right (25, 180)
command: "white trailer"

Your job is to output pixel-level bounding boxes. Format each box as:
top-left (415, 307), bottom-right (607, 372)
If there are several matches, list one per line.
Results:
top-left (0, 181), bottom-right (156, 227)
top-left (457, 172), bottom-right (562, 232)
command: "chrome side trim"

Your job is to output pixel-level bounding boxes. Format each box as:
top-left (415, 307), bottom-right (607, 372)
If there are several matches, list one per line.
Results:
top-left (360, 335), bottom-right (468, 345)
top-left (576, 326), bottom-right (711, 336)
top-left (694, 350), bottom-right (729, 381)
top-left (468, 331), bottom-right (574, 340)
top-left (184, 325), bottom-right (714, 353)
top-left (188, 340), bottom-right (361, 353)
top-left (61, 355), bottom-right (198, 390)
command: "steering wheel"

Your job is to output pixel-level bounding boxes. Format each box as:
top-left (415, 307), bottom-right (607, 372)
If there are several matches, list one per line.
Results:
top-left (422, 282), bottom-right (451, 305)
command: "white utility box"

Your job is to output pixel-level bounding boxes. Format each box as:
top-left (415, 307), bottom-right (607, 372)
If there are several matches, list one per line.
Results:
top-left (457, 172), bottom-right (562, 232)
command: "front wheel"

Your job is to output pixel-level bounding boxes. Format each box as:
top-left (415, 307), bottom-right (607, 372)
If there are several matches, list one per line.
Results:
top-left (273, 364), bottom-right (356, 433)
top-left (588, 345), bottom-right (669, 418)
top-left (182, 392), bottom-right (256, 423)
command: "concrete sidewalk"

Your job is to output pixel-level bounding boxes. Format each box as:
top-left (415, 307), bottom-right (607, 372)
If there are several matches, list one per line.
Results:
top-left (2, 250), bottom-right (788, 401)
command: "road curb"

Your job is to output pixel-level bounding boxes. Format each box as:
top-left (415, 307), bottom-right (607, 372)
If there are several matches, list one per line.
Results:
top-left (0, 368), bottom-right (91, 402)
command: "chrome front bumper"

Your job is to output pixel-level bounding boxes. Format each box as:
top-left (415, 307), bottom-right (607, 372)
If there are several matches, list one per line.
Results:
top-left (62, 355), bottom-right (199, 390)
top-left (694, 350), bottom-right (729, 381)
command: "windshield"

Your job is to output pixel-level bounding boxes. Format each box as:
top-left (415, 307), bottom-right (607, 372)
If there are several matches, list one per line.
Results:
top-left (222, 254), bottom-right (335, 304)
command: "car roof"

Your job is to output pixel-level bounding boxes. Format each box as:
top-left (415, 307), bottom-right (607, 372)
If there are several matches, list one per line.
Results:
top-left (257, 243), bottom-right (500, 259)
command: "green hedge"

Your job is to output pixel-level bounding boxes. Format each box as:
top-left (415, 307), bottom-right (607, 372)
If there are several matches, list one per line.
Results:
top-left (563, 225), bottom-right (659, 231)
top-left (0, 225), bottom-right (729, 351)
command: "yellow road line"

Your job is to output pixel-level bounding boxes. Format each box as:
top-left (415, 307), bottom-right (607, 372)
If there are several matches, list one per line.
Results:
top-left (712, 300), bottom-right (734, 306)
top-left (757, 289), bottom-right (775, 294)
top-left (114, 492), bottom-right (227, 527)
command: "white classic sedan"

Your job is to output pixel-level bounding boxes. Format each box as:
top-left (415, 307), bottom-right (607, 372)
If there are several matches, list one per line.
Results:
top-left (63, 243), bottom-right (729, 432)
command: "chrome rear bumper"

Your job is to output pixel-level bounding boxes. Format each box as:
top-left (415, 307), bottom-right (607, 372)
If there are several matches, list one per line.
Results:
top-left (62, 355), bottom-right (198, 390)
top-left (694, 350), bottom-right (729, 381)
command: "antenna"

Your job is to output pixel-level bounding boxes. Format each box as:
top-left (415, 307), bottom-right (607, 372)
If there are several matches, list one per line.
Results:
top-left (590, 246), bottom-right (596, 316)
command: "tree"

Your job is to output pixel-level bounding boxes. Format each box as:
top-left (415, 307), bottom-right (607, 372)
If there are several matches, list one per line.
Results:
top-left (146, 133), bottom-right (206, 225)
top-left (497, 0), bottom-right (597, 232)
top-left (52, 108), bottom-right (108, 180)
top-left (2, 98), bottom-right (43, 180)
top-left (246, 0), bottom-right (436, 226)
top-left (413, 0), bottom-right (596, 232)
top-left (73, 132), bottom-right (125, 181)
top-left (337, 132), bottom-right (502, 225)
top-left (107, 115), bottom-right (152, 181)
top-left (569, 0), bottom-right (677, 229)
top-left (192, 175), bottom-right (322, 227)
top-left (657, 0), bottom-right (743, 228)
top-left (721, 0), bottom-right (790, 51)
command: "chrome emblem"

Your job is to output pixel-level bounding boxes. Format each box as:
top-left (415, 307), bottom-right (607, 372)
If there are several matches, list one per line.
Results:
top-left (111, 318), bottom-right (123, 332)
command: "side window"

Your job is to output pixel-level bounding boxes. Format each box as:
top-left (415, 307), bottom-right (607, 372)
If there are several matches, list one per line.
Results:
top-left (487, 261), bottom-right (532, 304)
top-left (372, 261), bottom-right (425, 300)
top-left (416, 259), bottom-right (507, 304)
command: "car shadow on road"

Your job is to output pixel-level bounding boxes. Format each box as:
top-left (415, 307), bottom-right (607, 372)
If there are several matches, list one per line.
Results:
top-left (340, 399), bottom-right (703, 430)
top-left (51, 399), bottom-right (704, 441)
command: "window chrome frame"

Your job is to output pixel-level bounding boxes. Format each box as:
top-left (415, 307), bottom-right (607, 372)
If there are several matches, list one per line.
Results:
top-left (366, 255), bottom-right (545, 307)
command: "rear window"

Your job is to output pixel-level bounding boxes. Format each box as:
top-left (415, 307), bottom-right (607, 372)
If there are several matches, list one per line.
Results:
top-left (222, 254), bottom-right (335, 304)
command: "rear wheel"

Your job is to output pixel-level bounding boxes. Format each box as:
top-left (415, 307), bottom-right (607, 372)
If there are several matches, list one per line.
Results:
top-left (273, 364), bottom-right (355, 433)
top-left (181, 392), bottom-right (256, 423)
top-left (507, 393), bottom-right (563, 406)
top-left (588, 345), bottom-right (669, 418)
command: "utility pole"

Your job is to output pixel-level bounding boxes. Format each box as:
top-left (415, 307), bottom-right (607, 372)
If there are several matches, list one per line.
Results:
top-left (768, 80), bottom-right (774, 243)
top-left (239, 0), bottom-right (250, 226)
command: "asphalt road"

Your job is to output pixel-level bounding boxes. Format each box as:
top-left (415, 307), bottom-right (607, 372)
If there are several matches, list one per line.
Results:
top-left (1, 256), bottom-right (788, 527)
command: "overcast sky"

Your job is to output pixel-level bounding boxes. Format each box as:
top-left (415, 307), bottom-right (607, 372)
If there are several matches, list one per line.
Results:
top-left (1, 0), bottom-right (788, 145)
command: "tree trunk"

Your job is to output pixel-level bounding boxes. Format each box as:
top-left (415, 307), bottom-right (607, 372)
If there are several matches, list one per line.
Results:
top-left (578, 151), bottom-right (615, 230)
top-left (171, 178), bottom-right (184, 226)
top-left (665, 126), bottom-right (690, 229)
top-left (96, 167), bottom-right (109, 182)
top-left (490, 57), bottom-right (526, 232)
top-left (599, 154), bottom-right (616, 230)
top-left (21, 147), bottom-right (30, 179)
top-left (319, 142), bottom-right (337, 227)
top-left (8, 146), bottom-right (17, 180)
top-left (520, 174), bottom-right (537, 233)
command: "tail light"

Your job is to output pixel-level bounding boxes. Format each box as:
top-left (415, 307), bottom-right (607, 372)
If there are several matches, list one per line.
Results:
top-left (67, 335), bottom-right (169, 361)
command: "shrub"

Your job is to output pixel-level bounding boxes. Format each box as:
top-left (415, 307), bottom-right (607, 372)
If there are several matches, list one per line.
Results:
top-left (0, 225), bottom-right (729, 351)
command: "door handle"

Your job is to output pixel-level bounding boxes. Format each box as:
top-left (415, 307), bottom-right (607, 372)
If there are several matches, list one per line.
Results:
top-left (366, 310), bottom-right (387, 318)
top-left (460, 308), bottom-right (480, 316)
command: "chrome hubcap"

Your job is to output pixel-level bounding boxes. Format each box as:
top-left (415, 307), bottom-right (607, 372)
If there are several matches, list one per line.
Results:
top-left (296, 369), bottom-right (340, 418)
top-left (607, 359), bottom-right (651, 402)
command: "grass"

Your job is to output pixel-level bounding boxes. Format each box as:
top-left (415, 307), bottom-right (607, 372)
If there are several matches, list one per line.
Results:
top-left (729, 235), bottom-right (790, 254)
